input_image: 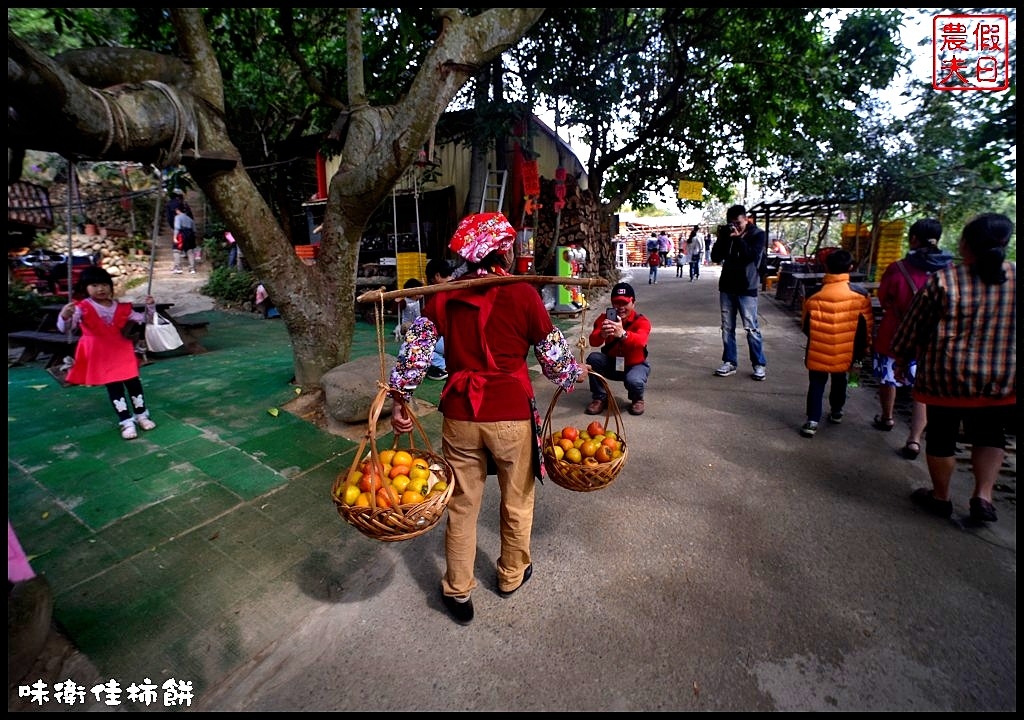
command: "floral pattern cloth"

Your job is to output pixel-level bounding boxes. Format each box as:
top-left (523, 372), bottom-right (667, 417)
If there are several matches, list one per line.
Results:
top-left (448, 212), bottom-right (516, 263)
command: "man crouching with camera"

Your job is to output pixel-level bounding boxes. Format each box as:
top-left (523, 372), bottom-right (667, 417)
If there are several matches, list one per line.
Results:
top-left (584, 282), bottom-right (652, 417)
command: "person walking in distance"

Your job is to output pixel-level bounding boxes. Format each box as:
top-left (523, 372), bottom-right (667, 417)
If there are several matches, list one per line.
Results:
top-left (172, 206), bottom-right (198, 274)
top-left (647, 245), bottom-right (661, 284)
top-left (584, 282), bottom-right (652, 417)
top-left (710, 204), bottom-right (768, 380)
top-left (870, 218), bottom-right (953, 459)
top-left (688, 230), bottom-right (705, 282)
top-left (389, 212), bottom-right (587, 625)
top-left (657, 230), bottom-right (672, 270)
top-left (891, 213), bottom-right (1016, 524)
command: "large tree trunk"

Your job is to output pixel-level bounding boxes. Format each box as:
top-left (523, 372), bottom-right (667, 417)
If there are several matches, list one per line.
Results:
top-left (7, 8), bottom-right (545, 388)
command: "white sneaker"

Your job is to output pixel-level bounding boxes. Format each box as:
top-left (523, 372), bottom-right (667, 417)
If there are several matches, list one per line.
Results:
top-left (714, 362), bottom-right (737, 377)
top-left (189, 269), bottom-right (196, 274)
top-left (752, 365), bottom-right (767, 381)
top-left (172, 268), bottom-right (183, 274)
top-left (120, 423), bottom-right (138, 440)
top-left (136, 415), bottom-right (157, 431)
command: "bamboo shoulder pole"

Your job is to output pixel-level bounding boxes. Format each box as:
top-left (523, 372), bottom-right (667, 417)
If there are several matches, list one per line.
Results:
top-left (357, 274), bottom-right (609, 304)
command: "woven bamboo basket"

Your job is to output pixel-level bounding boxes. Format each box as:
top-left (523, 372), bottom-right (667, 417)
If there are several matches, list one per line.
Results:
top-left (540, 372), bottom-right (628, 492)
top-left (332, 386), bottom-right (455, 542)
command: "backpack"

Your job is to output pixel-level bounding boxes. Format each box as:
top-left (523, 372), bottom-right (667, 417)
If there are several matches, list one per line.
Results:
top-left (757, 249), bottom-right (770, 279)
top-left (648, 250), bottom-right (661, 267)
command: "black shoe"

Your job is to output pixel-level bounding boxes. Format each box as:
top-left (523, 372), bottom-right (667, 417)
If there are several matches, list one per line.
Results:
top-left (910, 488), bottom-right (953, 519)
top-left (969, 497), bottom-right (997, 523)
top-left (441, 593), bottom-right (474, 624)
top-left (498, 564), bottom-right (533, 598)
top-left (425, 366), bottom-right (448, 381)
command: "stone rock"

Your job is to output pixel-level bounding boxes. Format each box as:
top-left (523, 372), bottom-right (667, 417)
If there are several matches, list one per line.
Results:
top-left (322, 355), bottom-right (396, 424)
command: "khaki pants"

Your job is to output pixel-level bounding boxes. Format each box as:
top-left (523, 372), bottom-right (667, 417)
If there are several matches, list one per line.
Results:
top-left (441, 417), bottom-right (535, 597)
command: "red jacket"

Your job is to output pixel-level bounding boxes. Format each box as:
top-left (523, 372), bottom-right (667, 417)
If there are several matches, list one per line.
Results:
top-left (588, 308), bottom-right (651, 367)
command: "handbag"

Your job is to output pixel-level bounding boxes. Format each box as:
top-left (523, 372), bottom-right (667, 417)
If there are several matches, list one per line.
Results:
top-left (145, 314), bottom-right (184, 352)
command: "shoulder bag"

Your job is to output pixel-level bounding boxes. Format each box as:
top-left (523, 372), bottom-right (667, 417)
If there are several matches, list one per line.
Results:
top-left (146, 313), bottom-right (184, 352)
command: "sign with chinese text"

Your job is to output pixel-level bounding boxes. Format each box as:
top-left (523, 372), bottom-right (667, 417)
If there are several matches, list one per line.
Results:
top-left (677, 180), bottom-right (704, 201)
top-left (933, 14), bottom-right (1010, 91)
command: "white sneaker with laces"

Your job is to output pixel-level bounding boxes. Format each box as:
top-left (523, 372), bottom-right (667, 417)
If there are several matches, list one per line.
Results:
top-left (752, 365), bottom-right (767, 381)
top-left (714, 362), bottom-right (737, 377)
top-left (800, 421), bottom-right (818, 438)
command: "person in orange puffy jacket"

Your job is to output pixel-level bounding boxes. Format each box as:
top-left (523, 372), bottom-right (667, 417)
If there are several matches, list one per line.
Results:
top-left (799, 249), bottom-right (873, 438)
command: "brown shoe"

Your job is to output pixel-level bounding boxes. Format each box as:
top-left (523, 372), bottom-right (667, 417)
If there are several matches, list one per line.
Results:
top-left (629, 400), bottom-right (645, 416)
top-left (585, 398), bottom-right (607, 415)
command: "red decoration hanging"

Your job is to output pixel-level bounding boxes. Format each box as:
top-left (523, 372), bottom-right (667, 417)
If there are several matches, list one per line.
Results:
top-left (522, 160), bottom-right (540, 197)
top-left (553, 166), bottom-right (567, 212)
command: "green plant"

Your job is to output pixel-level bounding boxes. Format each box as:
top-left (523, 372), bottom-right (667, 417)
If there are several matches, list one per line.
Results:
top-left (202, 235), bottom-right (229, 269)
top-left (122, 276), bottom-right (147, 293)
top-left (202, 267), bottom-right (258, 305)
top-left (8, 283), bottom-right (46, 331)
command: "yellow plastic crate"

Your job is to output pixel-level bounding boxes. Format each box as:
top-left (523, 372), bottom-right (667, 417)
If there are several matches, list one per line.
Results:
top-left (396, 252), bottom-right (427, 289)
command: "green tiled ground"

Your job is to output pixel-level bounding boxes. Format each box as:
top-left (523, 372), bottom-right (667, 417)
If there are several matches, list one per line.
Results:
top-left (8, 305), bottom-right (580, 704)
top-left (7, 310), bottom-right (410, 697)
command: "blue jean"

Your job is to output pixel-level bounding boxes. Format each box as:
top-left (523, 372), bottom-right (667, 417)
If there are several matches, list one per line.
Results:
top-left (689, 256), bottom-right (701, 279)
top-left (719, 292), bottom-right (766, 368)
top-left (649, 266), bottom-right (658, 283)
top-left (805, 370), bottom-right (848, 423)
top-left (586, 352), bottom-right (650, 402)
top-left (432, 336), bottom-right (446, 372)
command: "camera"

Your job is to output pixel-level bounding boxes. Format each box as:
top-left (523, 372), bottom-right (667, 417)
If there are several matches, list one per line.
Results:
top-left (605, 307), bottom-right (618, 322)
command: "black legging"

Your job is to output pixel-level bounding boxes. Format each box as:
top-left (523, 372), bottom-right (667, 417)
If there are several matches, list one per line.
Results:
top-left (105, 377), bottom-right (147, 423)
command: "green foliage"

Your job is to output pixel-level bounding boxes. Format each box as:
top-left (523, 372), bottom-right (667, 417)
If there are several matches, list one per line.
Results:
top-left (202, 267), bottom-right (258, 305)
top-left (201, 235), bottom-right (230, 270)
top-left (519, 8), bottom-right (907, 213)
top-left (7, 283), bottom-right (46, 332)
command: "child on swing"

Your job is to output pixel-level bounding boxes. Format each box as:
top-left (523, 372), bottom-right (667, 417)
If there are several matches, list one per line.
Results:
top-left (57, 266), bottom-right (160, 440)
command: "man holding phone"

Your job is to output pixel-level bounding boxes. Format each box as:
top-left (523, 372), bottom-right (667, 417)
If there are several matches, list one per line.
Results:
top-left (584, 282), bottom-right (652, 416)
top-left (710, 204), bottom-right (768, 380)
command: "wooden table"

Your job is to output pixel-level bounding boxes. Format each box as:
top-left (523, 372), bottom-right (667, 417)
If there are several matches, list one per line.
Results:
top-left (786, 272), bottom-right (867, 310)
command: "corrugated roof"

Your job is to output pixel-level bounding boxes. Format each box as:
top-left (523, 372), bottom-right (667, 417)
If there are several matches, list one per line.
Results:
top-left (8, 181), bottom-right (54, 230)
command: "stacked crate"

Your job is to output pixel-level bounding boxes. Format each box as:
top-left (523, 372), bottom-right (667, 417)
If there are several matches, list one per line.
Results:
top-left (396, 252), bottom-right (426, 289)
top-left (872, 221), bottom-right (905, 281)
top-left (840, 223), bottom-right (870, 253)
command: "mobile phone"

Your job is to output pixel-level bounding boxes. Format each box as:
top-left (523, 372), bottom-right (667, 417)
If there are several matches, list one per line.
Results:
top-left (606, 307), bottom-right (618, 322)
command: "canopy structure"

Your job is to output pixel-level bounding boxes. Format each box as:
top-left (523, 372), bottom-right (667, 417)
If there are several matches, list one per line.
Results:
top-left (745, 196), bottom-right (847, 236)
top-left (746, 198), bottom-right (852, 242)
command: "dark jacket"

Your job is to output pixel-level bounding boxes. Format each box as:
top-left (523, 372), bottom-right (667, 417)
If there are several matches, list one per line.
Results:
top-left (711, 223), bottom-right (766, 297)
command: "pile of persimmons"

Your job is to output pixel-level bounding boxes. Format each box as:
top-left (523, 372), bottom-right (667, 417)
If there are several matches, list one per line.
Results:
top-left (545, 421), bottom-right (624, 466)
top-left (335, 449), bottom-right (448, 509)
